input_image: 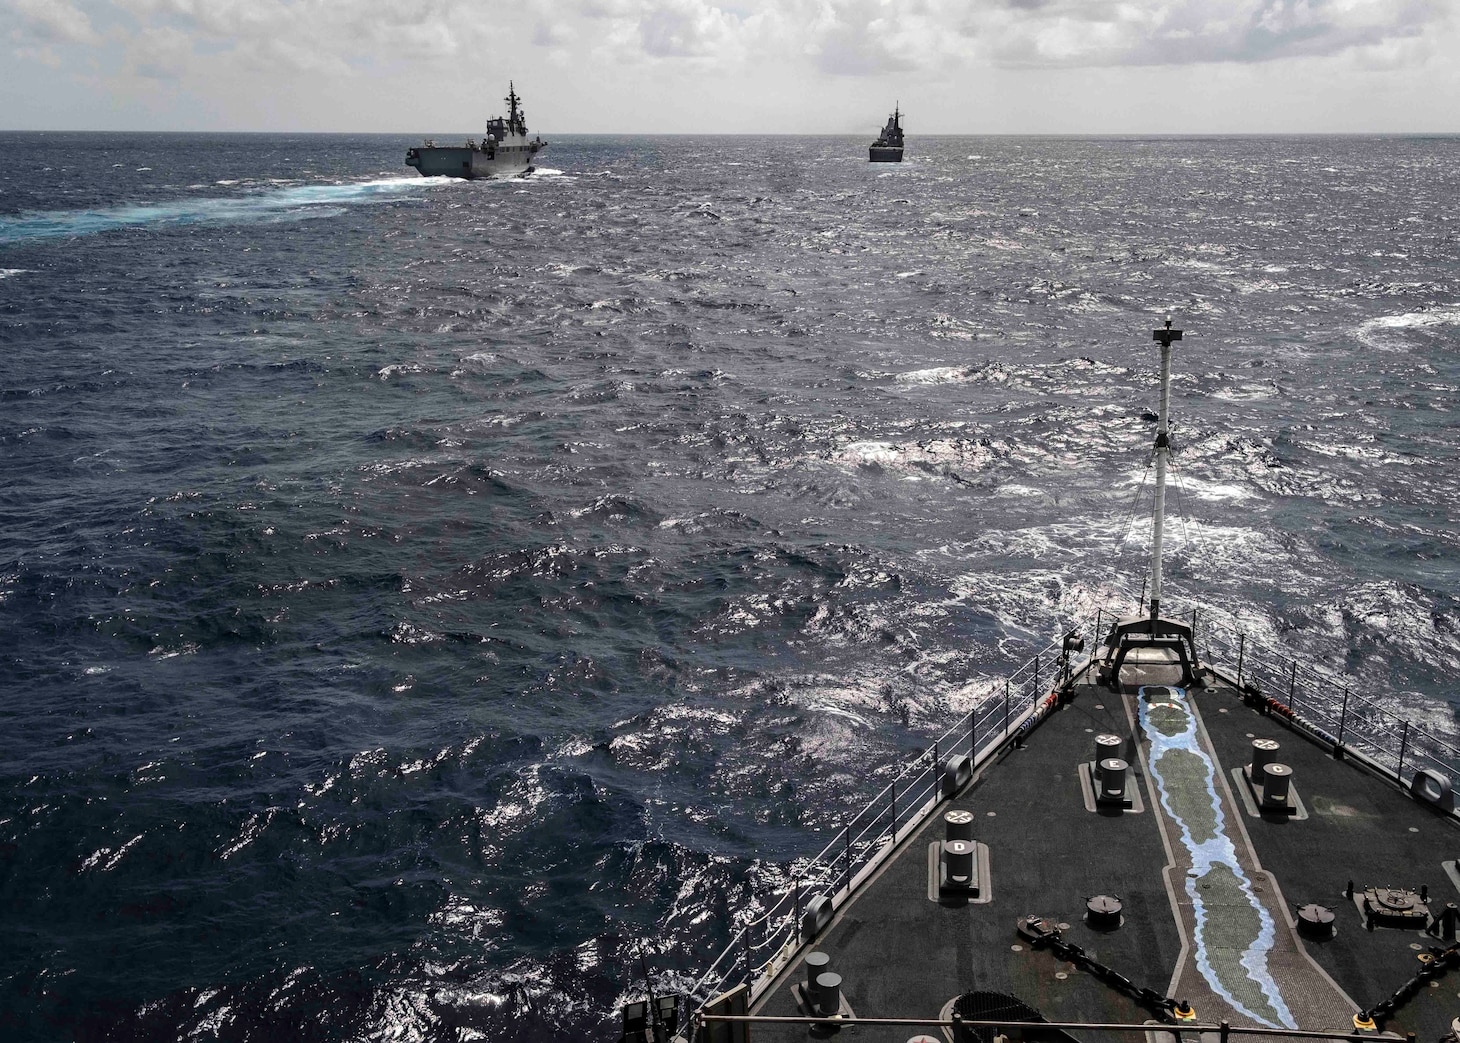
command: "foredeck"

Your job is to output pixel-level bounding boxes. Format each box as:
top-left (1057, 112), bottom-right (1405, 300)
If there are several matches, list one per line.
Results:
top-left (743, 662), bottom-right (1460, 1042)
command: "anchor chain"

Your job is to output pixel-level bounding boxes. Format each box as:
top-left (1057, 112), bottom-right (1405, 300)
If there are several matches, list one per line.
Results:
top-left (1361, 942), bottom-right (1460, 1026)
top-left (1017, 916), bottom-right (1190, 1023)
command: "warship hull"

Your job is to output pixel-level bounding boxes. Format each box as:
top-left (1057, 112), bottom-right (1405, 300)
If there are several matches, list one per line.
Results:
top-left (406, 144), bottom-right (539, 180)
top-left (869, 104), bottom-right (905, 163)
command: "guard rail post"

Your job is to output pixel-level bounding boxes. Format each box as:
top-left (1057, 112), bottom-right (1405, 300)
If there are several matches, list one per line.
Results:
top-left (1336, 686), bottom-right (1349, 755)
top-left (793, 877), bottom-right (801, 940)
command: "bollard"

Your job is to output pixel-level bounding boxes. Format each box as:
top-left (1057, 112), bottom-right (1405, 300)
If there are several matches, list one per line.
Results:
top-left (1261, 763), bottom-right (1293, 808)
top-left (1249, 738), bottom-right (1280, 782)
top-left (813, 972), bottom-right (842, 1017)
top-left (945, 809), bottom-right (975, 843)
top-left (1097, 758), bottom-right (1129, 802)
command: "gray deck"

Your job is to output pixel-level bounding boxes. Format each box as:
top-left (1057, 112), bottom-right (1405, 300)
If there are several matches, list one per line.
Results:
top-left (748, 666), bottom-right (1460, 1042)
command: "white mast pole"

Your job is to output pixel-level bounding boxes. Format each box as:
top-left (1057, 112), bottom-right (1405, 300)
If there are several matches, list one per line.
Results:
top-left (1150, 318), bottom-right (1182, 622)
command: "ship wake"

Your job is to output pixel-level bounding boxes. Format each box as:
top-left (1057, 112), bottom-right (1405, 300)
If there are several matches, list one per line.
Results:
top-left (0, 176), bottom-right (452, 245)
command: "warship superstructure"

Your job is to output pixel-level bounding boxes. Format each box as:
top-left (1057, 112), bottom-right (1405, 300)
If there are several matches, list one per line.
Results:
top-left (869, 106), bottom-right (904, 163)
top-left (405, 83), bottom-right (546, 180)
top-left (619, 322), bottom-right (1460, 1043)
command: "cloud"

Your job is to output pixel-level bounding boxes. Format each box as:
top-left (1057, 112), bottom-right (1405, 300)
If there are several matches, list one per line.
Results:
top-left (523, 0), bottom-right (1451, 73)
top-left (122, 22), bottom-right (192, 78)
top-left (104, 0), bottom-right (503, 71)
top-left (571, 0), bottom-right (759, 63)
top-left (801, 0), bottom-right (922, 75)
top-left (13, 0), bottom-right (1451, 79)
top-left (533, 16), bottom-right (571, 47)
top-left (637, 0), bottom-right (738, 57)
top-left (8, 0), bottom-right (102, 44)
top-left (962, 0), bottom-right (1446, 68)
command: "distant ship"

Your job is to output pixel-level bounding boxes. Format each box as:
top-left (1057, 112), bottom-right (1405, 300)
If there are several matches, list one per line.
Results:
top-left (869, 104), bottom-right (904, 162)
top-left (405, 83), bottom-right (546, 180)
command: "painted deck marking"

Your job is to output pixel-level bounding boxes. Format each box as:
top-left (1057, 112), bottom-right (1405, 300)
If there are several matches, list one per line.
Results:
top-left (1139, 686), bottom-right (1296, 1029)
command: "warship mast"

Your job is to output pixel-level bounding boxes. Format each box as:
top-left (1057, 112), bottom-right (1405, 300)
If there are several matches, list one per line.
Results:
top-left (1094, 319), bottom-right (1200, 690)
top-left (506, 81), bottom-right (523, 135)
top-left (1149, 318), bottom-right (1182, 622)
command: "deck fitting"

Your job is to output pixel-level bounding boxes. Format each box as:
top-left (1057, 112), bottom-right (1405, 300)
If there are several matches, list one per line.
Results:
top-left (1086, 894), bottom-right (1123, 931)
top-left (1295, 903), bottom-right (1336, 940)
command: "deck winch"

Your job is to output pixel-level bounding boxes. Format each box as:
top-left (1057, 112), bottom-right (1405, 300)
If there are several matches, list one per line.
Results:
top-left (1358, 886), bottom-right (1430, 929)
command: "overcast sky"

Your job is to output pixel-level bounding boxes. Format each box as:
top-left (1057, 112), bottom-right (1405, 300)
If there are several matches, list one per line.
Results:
top-left (4, 0), bottom-right (1457, 134)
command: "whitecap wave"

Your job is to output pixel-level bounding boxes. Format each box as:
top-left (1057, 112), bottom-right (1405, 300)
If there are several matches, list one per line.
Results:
top-left (894, 366), bottom-right (971, 385)
top-left (833, 438), bottom-right (999, 480)
top-left (1355, 304), bottom-right (1460, 349)
top-left (893, 364), bottom-right (1011, 386)
top-left (377, 362), bottom-right (426, 380)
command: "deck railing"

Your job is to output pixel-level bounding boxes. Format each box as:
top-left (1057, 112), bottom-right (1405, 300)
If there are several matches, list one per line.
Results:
top-left (698, 1012), bottom-right (1428, 1042)
top-left (681, 618), bottom-right (1089, 1017)
top-left (675, 595), bottom-right (1460, 1035)
top-left (1197, 616), bottom-right (1460, 796)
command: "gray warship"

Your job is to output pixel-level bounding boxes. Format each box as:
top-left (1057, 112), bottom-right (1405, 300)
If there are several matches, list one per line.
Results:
top-left (869, 106), bottom-right (904, 163)
top-left (619, 321), bottom-right (1460, 1043)
top-left (405, 83), bottom-right (546, 180)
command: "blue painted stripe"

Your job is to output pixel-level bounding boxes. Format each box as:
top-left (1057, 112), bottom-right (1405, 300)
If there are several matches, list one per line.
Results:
top-left (1139, 686), bottom-right (1296, 1029)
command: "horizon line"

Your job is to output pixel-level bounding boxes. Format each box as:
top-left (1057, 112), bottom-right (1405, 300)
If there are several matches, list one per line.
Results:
top-left (3, 128), bottom-right (1459, 138)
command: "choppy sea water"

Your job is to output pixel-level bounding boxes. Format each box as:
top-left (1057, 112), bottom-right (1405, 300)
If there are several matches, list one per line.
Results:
top-left (2, 132), bottom-right (1457, 1041)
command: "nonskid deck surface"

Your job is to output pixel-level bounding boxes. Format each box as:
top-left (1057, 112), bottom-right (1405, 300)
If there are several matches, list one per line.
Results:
top-left (749, 674), bottom-right (1460, 1042)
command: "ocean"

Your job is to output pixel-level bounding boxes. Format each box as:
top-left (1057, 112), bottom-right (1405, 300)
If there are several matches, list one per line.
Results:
top-left (2, 132), bottom-right (1457, 1041)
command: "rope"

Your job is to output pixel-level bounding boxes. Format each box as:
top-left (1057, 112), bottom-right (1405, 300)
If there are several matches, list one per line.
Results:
top-left (1167, 456), bottom-right (1196, 560)
top-left (1094, 453), bottom-right (1155, 620)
